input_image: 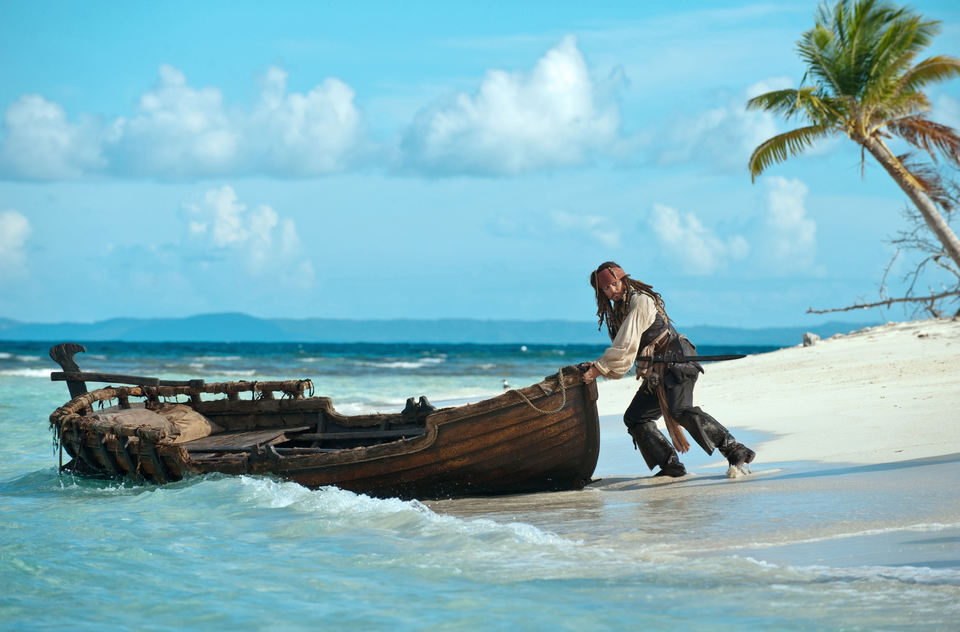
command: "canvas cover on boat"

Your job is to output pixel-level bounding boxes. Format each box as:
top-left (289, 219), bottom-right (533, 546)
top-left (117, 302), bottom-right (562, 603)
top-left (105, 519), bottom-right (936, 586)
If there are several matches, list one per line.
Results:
top-left (155, 404), bottom-right (223, 443)
top-left (90, 404), bottom-right (221, 444)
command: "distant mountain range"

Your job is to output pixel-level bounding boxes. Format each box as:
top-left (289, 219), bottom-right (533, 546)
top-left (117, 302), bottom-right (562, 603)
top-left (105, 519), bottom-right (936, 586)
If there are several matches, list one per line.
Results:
top-left (0, 313), bottom-right (878, 347)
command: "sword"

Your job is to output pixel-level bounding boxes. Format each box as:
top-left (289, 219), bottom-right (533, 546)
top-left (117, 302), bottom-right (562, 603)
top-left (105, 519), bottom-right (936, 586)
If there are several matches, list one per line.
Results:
top-left (636, 353), bottom-right (747, 363)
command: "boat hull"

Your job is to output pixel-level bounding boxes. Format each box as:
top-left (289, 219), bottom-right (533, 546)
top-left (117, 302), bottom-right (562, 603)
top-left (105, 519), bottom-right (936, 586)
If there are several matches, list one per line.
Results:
top-left (251, 379), bottom-right (600, 498)
top-left (50, 367), bottom-right (600, 500)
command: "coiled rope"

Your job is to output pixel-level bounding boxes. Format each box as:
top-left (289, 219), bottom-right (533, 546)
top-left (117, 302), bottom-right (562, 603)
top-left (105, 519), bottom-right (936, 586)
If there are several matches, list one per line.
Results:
top-left (511, 368), bottom-right (567, 414)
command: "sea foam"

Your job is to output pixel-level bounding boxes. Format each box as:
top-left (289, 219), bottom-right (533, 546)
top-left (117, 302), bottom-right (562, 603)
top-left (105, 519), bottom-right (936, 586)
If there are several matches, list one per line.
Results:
top-left (0, 368), bottom-right (53, 378)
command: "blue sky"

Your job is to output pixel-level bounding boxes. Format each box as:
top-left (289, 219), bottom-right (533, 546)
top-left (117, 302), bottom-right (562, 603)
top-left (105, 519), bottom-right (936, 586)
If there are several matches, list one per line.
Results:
top-left (1, 0), bottom-right (959, 330)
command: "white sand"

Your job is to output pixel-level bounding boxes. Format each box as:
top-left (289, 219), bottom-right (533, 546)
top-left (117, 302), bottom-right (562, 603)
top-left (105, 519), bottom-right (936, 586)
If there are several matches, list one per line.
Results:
top-left (594, 317), bottom-right (960, 466)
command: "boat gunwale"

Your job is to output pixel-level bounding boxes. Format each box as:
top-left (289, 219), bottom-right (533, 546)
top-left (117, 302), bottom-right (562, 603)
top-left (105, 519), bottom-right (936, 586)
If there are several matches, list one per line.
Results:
top-left (50, 366), bottom-right (587, 451)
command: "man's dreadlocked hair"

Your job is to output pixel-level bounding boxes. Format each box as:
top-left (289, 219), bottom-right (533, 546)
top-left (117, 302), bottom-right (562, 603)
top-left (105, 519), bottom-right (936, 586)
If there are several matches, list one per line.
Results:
top-left (590, 261), bottom-right (669, 339)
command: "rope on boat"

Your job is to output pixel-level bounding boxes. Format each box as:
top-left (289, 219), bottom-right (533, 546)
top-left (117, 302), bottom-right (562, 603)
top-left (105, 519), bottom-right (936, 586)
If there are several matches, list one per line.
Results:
top-left (511, 368), bottom-right (567, 414)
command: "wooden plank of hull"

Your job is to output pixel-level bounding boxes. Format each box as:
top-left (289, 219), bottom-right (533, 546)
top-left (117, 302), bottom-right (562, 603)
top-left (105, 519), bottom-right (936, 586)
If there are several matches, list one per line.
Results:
top-left (102, 434), bottom-right (139, 478)
top-left (335, 403), bottom-right (592, 497)
top-left (334, 410), bottom-right (594, 499)
top-left (62, 428), bottom-right (192, 484)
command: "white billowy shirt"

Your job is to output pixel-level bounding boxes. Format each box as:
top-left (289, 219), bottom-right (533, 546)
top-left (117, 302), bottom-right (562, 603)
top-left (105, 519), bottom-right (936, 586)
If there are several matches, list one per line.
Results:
top-left (593, 291), bottom-right (658, 379)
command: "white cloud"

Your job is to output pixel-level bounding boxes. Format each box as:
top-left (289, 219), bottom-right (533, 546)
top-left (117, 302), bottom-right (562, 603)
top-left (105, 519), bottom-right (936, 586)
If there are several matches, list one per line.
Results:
top-left (247, 205), bottom-right (279, 270)
top-left (0, 209), bottom-right (31, 280)
top-left (401, 36), bottom-right (621, 174)
top-left (0, 95), bottom-right (105, 179)
top-left (550, 210), bottom-right (621, 248)
top-left (190, 186), bottom-right (248, 247)
top-left (184, 186), bottom-right (314, 285)
top-left (0, 65), bottom-right (365, 180)
top-left (250, 67), bottom-right (364, 175)
top-left (110, 65), bottom-right (239, 177)
top-left (114, 64), bottom-right (364, 178)
top-left (656, 77), bottom-right (793, 172)
top-left (763, 176), bottom-right (816, 268)
top-left (649, 203), bottom-right (748, 274)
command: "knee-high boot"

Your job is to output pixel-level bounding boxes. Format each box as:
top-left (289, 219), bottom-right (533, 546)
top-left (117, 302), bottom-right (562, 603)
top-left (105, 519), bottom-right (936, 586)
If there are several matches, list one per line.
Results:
top-left (627, 422), bottom-right (687, 477)
top-left (692, 408), bottom-right (737, 453)
top-left (691, 410), bottom-right (755, 468)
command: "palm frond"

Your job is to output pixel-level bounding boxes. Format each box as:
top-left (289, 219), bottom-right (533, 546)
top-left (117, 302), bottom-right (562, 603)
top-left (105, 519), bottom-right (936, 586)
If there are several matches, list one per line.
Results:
top-left (747, 87), bottom-right (848, 128)
top-left (798, 24), bottom-right (844, 94)
top-left (885, 116), bottom-right (960, 165)
top-left (867, 11), bottom-right (918, 78)
top-left (898, 55), bottom-right (960, 93)
top-left (804, 93), bottom-right (850, 125)
top-left (862, 10), bottom-right (940, 98)
top-left (871, 91), bottom-right (930, 123)
top-left (848, 1), bottom-right (892, 74)
top-left (749, 124), bottom-right (835, 181)
top-left (863, 47), bottom-right (917, 105)
top-left (838, 0), bottom-right (898, 95)
top-left (746, 89), bottom-right (801, 115)
top-left (803, 0), bottom-right (944, 102)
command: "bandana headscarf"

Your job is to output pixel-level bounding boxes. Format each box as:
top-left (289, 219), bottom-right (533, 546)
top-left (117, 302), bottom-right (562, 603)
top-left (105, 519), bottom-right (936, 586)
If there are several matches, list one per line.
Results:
top-left (595, 266), bottom-right (625, 288)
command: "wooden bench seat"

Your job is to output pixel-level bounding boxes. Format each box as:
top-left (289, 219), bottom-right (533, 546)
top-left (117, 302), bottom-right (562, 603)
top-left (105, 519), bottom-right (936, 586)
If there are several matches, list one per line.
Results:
top-left (183, 426), bottom-right (310, 452)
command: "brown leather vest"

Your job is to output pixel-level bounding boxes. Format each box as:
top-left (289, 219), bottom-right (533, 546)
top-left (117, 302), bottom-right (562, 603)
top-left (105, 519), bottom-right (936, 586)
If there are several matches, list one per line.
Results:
top-left (638, 310), bottom-right (680, 354)
top-left (611, 289), bottom-right (678, 352)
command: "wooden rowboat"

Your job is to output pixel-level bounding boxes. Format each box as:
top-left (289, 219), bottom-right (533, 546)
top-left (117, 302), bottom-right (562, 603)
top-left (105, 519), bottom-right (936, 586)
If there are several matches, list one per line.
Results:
top-left (47, 343), bottom-right (600, 500)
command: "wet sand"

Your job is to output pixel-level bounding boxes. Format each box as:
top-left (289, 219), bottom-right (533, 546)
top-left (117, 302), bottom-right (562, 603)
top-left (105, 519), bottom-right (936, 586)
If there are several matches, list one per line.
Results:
top-left (431, 454), bottom-right (960, 571)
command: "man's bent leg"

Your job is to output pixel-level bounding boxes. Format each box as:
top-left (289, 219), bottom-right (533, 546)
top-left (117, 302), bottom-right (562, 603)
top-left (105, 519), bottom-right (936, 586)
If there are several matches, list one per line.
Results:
top-left (676, 406), bottom-right (755, 471)
top-left (624, 383), bottom-right (687, 477)
top-left (628, 422), bottom-right (687, 477)
top-left (665, 368), bottom-right (754, 467)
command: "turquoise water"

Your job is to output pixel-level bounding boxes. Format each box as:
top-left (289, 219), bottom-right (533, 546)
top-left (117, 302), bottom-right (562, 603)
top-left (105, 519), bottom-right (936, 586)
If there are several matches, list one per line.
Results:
top-left (2, 342), bottom-right (958, 631)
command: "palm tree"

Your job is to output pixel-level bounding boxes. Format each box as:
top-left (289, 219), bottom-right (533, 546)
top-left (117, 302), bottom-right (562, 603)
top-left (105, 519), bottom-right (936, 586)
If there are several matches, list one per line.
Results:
top-left (747, 0), bottom-right (960, 270)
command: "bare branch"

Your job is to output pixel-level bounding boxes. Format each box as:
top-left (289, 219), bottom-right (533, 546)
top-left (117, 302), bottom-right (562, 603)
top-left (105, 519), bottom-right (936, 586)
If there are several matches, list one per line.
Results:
top-left (824, 169), bottom-right (960, 320)
top-left (808, 289), bottom-right (960, 314)
top-left (933, 254), bottom-right (960, 282)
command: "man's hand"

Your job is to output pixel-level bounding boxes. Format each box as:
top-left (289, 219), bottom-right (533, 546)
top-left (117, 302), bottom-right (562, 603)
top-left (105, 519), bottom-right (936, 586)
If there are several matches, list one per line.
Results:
top-left (581, 363), bottom-right (601, 383)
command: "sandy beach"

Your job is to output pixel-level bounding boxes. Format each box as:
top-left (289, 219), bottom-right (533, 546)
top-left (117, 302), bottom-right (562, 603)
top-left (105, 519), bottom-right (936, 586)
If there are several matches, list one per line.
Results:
top-left (434, 318), bottom-right (960, 589)
top-left (576, 316), bottom-right (960, 476)
top-left (650, 317), bottom-right (960, 466)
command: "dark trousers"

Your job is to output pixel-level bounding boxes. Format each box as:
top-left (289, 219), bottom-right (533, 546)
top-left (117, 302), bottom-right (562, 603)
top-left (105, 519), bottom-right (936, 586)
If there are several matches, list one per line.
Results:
top-left (623, 366), bottom-right (738, 470)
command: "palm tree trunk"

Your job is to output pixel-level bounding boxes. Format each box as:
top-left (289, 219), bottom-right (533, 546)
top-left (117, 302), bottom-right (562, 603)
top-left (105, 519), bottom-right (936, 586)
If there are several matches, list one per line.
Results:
top-left (861, 136), bottom-right (960, 271)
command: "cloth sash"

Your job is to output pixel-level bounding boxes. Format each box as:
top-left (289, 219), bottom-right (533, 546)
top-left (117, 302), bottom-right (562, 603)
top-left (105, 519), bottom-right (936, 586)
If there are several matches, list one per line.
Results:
top-left (636, 329), bottom-right (691, 453)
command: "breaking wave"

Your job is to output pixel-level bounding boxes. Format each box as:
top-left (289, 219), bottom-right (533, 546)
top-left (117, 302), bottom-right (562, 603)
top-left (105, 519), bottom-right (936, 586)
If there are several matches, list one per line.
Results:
top-left (0, 368), bottom-right (52, 378)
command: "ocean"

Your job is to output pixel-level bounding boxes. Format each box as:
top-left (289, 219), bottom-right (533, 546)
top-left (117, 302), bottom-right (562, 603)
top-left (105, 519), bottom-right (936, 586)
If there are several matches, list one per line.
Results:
top-left (2, 341), bottom-right (958, 631)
